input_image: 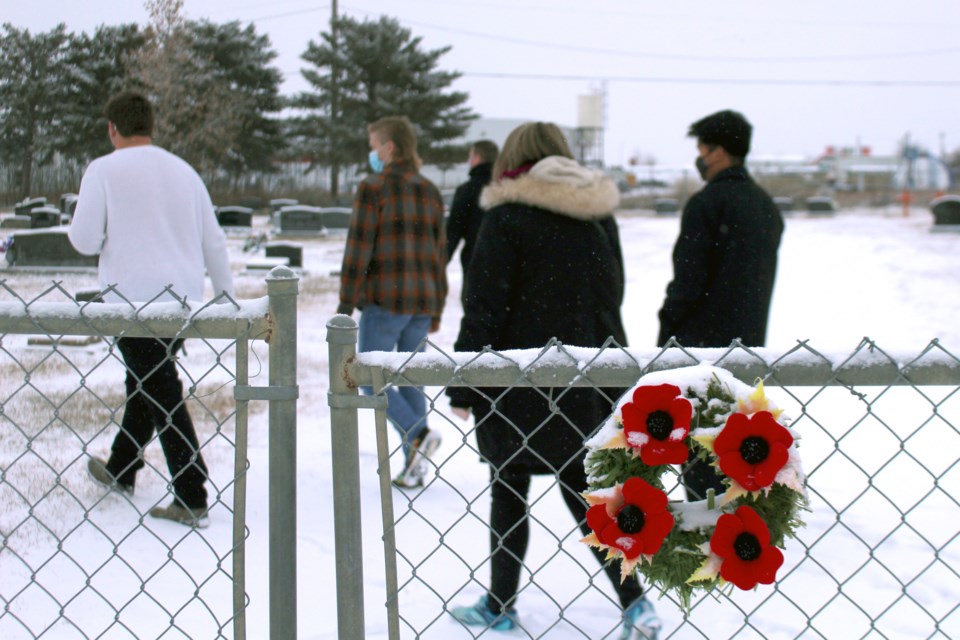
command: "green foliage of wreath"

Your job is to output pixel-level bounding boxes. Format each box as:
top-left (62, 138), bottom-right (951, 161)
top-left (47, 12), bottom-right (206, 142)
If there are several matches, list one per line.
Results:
top-left (583, 367), bottom-right (809, 610)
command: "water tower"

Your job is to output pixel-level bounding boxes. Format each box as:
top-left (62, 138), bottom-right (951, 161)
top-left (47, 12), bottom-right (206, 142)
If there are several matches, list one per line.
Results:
top-left (575, 89), bottom-right (605, 168)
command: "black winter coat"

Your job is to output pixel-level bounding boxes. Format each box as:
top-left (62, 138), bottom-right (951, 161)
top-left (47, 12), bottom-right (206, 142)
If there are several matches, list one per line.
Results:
top-left (448, 157), bottom-right (627, 472)
top-left (657, 166), bottom-right (783, 348)
top-left (446, 162), bottom-right (493, 272)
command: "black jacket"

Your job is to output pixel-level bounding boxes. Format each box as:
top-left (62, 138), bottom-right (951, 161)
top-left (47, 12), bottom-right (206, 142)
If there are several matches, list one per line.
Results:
top-left (446, 162), bottom-right (493, 271)
top-left (657, 166), bottom-right (783, 348)
top-left (448, 156), bottom-right (626, 472)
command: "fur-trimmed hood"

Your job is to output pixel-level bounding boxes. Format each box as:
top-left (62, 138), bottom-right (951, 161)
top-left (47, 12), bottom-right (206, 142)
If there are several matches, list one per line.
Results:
top-left (480, 156), bottom-right (619, 220)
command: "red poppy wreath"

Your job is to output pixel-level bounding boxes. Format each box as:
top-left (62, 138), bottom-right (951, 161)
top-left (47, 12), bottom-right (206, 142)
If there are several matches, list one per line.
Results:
top-left (581, 364), bottom-right (807, 609)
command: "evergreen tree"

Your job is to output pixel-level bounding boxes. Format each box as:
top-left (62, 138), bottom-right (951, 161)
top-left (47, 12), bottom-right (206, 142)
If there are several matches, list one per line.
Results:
top-left (0, 23), bottom-right (71, 198)
top-left (290, 14), bottom-right (476, 196)
top-left (188, 19), bottom-right (285, 182)
top-left (61, 23), bottom-right (145, 164)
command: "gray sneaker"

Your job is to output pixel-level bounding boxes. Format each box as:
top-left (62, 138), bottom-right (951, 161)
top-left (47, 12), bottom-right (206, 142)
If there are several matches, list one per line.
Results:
top-left (87, 457), bottom-right (135, 496)
top-left (149, 502), bottom-right (210, 529)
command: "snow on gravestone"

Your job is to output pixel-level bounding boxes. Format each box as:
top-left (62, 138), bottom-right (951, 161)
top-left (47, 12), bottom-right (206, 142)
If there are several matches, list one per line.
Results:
top-left (4, 227), bottom-right (98, 268)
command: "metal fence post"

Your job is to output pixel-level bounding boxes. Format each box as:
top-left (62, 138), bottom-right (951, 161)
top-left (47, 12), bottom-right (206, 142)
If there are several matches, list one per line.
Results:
top-left (326, 314), bottom-right (366, 639)
top-left (266, 266), bottom-right (300, 640)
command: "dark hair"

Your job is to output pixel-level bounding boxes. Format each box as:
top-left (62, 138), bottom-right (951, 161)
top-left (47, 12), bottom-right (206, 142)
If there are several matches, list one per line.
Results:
top-left (104, 91), bottom-right (154, 137)
top-left (471, 140), bottom-right (499, 165)
top-left (688, 110), bottom-right (752, 160)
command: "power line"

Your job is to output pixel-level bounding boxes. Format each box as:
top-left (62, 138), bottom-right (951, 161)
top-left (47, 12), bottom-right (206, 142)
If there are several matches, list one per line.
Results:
top-left (460, 71), bottom-right (960, 87)
top-left (338, 5), bottom-right (960, 64)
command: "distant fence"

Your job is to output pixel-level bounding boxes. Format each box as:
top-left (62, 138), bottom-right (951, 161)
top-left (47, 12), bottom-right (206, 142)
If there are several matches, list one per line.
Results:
top-left (0, 268), bottom-right (299, 640)
top-left (326, 314), bottom-right (960, 639)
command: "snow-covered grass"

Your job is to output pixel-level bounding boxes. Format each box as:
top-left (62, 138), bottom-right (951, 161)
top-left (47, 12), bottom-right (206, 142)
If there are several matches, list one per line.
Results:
top-left (1, 204), bottom-right (959, 639)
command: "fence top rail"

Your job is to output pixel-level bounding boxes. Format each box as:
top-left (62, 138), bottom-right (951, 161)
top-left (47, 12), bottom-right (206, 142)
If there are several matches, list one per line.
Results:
top-left (342, 337), bottom-right (960, 388)
top-left (0, 296), bottom-right (271, 340)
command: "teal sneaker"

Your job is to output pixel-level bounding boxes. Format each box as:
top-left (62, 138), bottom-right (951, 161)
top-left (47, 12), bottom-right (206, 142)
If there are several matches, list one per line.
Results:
top-left (450, 596), bottom-right (518, 632)
top-left (620, 595), bottom-right (661, 640)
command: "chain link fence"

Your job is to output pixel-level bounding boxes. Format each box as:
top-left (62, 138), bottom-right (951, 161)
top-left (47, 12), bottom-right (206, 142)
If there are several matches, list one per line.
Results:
top-left (327, 315), bottom-right (960, 639)
top-left (0, 268), bottom-right (299, 640)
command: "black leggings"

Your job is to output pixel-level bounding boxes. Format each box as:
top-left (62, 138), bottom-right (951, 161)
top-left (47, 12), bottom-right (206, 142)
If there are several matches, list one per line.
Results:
top-left (487, 463), bottom-right (643, 613)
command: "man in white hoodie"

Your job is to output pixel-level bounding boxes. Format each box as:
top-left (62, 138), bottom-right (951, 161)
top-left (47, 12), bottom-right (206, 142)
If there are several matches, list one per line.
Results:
top-left (69, 91), bottom-right (234, 527)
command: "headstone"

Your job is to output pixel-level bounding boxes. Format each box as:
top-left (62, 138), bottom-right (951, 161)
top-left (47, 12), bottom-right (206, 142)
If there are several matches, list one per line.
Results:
top-left (930, 195), bottom-right (960, 233)
top-left (239, 195), bottom-right (264, 211)
top-left (75, 289), bottom-right (104, 303)
top-left (654, 198), bottom-right (679, 215)
top-left (14, 197), bottom-right (46, 216)
top-left (265, 241), bottom-right (303, 268)
top-left (806, 197), bottom-right (837, 215)
top-left (60, 193), bottom-right (79, 214)
top-left (274, 205), bottom-right (325, 236)
top-left (4, 228), bottom-right (98, 268)
top-left (216, 205), bottom-right (254, 228)
top-left (321, 207), bottom-right (352, 229)
top-left (269, 198), bottom-right (299, 213)
top-left (773, 196), bottom-right (794, 214)
top-left (29, 206), bottom-right (62, 229)
top-left (245, 256), bottom-right (290, 272)
top-left (1, 215), bottom-right (31, 230)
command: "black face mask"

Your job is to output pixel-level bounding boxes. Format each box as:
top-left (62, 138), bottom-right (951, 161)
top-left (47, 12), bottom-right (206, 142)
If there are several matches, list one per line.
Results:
top-left (695, 156), bottom-right (709, 180)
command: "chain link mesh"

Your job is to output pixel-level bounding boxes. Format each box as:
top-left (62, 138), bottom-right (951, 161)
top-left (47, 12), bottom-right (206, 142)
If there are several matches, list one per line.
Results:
top-left (337, 334), bottom-right (960, 639)
top-left (0, 279), bottom-right (270, 640)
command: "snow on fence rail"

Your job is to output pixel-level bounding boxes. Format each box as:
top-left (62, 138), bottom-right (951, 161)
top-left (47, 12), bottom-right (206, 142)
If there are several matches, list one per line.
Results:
top-left (0, 267), bottom-right (299, 640)
top-left (326, 314), bottom-right (960, 640)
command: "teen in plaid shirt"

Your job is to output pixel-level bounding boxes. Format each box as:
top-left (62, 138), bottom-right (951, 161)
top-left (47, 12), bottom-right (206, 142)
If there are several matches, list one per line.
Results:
top-left (337, 116), bottom-right (447, 488)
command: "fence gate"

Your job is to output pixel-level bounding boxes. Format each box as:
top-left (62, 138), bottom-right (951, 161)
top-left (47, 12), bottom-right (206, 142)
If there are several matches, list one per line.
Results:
top-left (0, 266), bottom-right (299, 640)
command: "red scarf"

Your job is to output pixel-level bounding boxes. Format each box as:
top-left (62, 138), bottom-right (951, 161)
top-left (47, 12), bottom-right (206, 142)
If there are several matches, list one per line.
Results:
top-left (499, 163), bottom-right (534, 180)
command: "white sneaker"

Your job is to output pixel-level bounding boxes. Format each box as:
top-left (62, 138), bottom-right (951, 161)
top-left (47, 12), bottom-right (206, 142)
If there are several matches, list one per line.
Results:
top-left (393, 429), bottom-right (441, 488)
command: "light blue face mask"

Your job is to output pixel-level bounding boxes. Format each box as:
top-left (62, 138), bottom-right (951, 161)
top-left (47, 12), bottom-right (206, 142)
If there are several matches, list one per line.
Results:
top-left (368, 150), bottom-right (384, 173)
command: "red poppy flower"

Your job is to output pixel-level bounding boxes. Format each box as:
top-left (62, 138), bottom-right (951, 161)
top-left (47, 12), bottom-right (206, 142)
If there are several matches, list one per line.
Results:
top-left (621, 384), bottom-right (692, 465)
top-left (586, 477), bottom-right (675, 559)
top-left (710, 505), bottom-right (784, 590)
top-left (715, 411), bottom-right (793, 492)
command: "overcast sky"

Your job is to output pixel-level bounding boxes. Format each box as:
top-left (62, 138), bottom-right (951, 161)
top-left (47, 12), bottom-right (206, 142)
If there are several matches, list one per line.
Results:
top-left (7, 0), bottom-right (960, 168)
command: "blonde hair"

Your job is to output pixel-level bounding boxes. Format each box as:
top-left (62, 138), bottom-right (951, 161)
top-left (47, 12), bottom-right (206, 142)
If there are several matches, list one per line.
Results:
top-left (368, 116), bottom-right (421, 168)
top-left (492, 122), bottom-right (573, 178)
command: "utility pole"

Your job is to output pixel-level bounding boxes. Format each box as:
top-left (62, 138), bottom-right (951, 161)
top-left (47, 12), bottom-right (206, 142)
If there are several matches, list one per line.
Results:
top-left (330, 0), bottom-right (340, 198)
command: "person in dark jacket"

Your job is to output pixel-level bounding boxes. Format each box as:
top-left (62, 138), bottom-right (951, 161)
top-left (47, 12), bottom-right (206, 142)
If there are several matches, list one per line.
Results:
top-left (657, 109), bottom-right (784, 502)
top-left (447, 122), bottom-right (661, 640)
top-left (446, 139), bottom-right (498, 280)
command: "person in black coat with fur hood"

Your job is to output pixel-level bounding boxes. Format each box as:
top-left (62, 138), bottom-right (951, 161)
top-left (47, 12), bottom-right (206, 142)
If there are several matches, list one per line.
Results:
top-left (447, 122), bottom-right (661, 639)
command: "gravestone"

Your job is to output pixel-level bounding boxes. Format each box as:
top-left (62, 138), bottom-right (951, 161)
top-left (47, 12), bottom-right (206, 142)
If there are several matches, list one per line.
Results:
top-left (321, 207), bottom-right (352, 230)
top-left (1, 215), bottom-right (31, 230)
top-left (60, 193), bottom-right (79, 215)
top-left (274, 205), bottom-right (325, 236)
top-left (773, 196), bottom-right (794, 214)
top-left (654, 198), bottom-right (679, 215)
top-left (269, 198), bottom-right (298, 213)
top-left (806, 197), bottom-right (837, 215)
top-left (216, 205), bottom-right (254, 228)
top-left (265, 241), bottom-right (303, 268)
top-left (4, 228), bottom-right (98, 268)
top-left (929, 195), bottom-right (960, 233)
top-left (29, 206), bottom-right (62, 229)
top-left (14, 197), bottom-right (46, 216)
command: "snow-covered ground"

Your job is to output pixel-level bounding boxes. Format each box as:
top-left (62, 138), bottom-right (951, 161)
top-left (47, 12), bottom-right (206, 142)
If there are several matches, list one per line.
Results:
top-left (1, 204), bottom-right (958, 639)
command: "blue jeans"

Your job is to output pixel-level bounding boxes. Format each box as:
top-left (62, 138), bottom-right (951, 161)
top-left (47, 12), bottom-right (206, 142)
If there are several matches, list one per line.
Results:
top-left (358, 305), bottom-right (431, 455)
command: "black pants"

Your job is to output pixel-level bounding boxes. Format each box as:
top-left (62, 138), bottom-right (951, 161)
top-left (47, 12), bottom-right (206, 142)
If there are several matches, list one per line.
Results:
top-left (487, 463), bottom-right (643, 613)
top-left (107, 337), bottom-right (208, 509)
top-left (682, 451), bottom-right (726, 502)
